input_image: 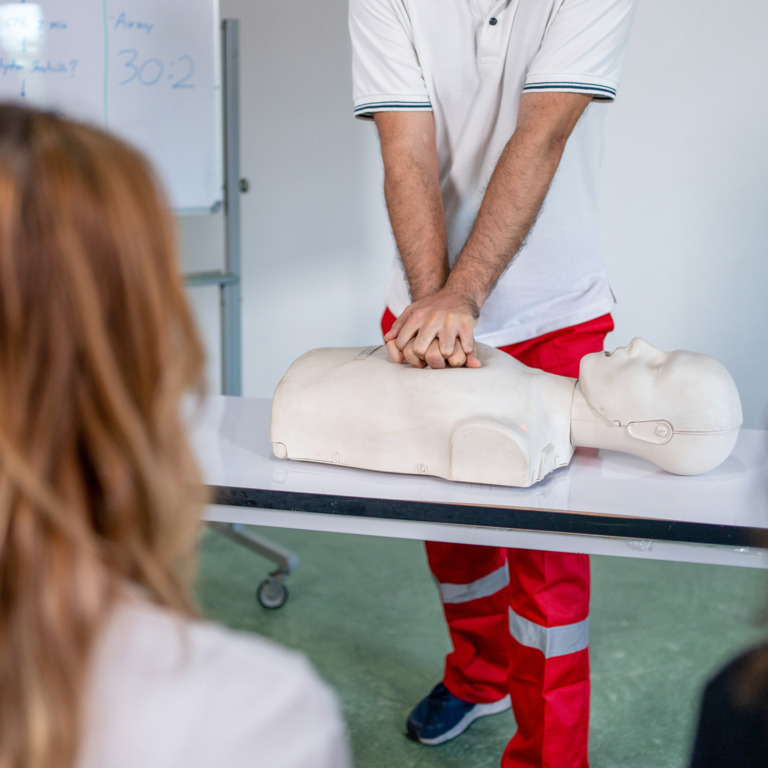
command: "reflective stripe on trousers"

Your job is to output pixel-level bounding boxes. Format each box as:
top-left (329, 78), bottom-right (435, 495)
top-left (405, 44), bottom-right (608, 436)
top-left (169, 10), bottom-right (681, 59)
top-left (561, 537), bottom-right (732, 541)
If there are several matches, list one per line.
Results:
top-left (437, 563), bottom-right (510, 604)
top-left (508, 608), bottom-right (589, 658)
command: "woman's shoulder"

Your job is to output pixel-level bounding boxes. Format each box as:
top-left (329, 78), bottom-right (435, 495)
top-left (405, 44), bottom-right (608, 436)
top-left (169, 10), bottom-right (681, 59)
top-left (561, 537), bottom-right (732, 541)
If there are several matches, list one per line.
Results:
top-left (79, 596), bottom-right (351, 768)
top-left (100, 595), bottom-right (322, 690)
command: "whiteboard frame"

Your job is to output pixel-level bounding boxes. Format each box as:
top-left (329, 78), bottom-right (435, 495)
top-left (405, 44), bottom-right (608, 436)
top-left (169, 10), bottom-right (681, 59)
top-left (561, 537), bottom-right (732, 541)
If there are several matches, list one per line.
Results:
top-left (175, 0), bottom-right (223, 215)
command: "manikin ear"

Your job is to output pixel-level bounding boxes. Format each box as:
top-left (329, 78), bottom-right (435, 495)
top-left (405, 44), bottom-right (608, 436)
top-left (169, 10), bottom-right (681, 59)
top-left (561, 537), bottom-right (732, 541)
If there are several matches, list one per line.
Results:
top-left (625, 420), bottom-right (673, 445)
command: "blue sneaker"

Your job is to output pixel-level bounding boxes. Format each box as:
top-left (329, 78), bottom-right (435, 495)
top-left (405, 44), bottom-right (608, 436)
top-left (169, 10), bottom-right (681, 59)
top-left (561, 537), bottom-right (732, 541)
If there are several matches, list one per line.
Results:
top-left (405, 682), bottom-right (511, 745)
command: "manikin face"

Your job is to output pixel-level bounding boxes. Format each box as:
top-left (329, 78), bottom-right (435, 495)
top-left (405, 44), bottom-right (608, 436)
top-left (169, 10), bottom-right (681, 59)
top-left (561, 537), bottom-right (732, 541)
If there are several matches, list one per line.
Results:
top-left (579, 338), bottom-right (742, 433)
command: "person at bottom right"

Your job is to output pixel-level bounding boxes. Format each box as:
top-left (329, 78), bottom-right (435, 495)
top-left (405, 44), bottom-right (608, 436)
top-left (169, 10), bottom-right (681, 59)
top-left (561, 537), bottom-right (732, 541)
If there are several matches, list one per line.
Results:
top-left (688, 619), bottom-right (768, 765)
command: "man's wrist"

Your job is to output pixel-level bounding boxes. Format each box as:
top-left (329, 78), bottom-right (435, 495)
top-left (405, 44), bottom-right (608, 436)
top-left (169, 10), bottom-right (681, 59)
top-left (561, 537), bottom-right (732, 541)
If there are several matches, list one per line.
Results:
top-left (411, 284), bottom-right (445, 302)
top-left (407, 261), bottom-right (450, 302)
top-left (443, 264), bottom-right (487, 316)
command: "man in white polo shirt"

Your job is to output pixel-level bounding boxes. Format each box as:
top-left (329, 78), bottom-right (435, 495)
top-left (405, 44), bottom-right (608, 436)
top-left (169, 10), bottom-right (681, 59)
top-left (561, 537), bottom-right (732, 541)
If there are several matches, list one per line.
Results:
top-left (349, 2), bottom-right (636, 766)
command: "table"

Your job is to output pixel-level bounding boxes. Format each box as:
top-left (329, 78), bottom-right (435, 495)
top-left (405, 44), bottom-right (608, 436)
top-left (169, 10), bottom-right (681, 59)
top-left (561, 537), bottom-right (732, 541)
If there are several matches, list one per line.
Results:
top-left (194, 396), bottom-right (768, 578)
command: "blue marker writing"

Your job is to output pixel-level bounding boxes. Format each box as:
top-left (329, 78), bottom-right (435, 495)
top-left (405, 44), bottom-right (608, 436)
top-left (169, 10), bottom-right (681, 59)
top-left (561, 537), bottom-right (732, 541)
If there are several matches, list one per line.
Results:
top-left (113, 12), bottom-right (153, 35)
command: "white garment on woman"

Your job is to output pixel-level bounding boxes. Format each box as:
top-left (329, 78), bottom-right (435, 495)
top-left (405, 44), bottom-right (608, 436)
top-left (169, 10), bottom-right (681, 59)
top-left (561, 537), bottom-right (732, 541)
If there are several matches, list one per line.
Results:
top-left (77, 595), bottom-right (352, 768)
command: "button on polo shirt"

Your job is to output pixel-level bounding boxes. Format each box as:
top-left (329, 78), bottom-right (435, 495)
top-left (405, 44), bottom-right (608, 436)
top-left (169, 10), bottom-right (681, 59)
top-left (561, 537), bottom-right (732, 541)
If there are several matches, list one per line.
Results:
top-left (350, 0), bottom-right (637, 346)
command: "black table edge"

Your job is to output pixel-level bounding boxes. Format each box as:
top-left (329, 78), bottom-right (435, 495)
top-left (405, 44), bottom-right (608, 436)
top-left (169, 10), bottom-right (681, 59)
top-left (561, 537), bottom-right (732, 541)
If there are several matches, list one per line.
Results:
top-left (207, 485), bottom-right (765, 550)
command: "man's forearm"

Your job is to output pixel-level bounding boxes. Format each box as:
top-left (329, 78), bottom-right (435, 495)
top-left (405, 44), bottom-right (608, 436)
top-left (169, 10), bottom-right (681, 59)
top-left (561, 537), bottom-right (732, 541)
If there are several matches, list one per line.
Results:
top-left (374, 112), bottom-right (449, 301)
top-left (447, 92), bottom-right (593, 308)
top-left (446, 131), bottom-right (563, 307)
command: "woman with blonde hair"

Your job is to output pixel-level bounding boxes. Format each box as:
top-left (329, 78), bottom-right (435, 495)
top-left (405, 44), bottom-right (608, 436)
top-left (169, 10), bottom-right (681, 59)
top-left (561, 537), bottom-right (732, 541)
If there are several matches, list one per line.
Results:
top-left (0, 103), bottom-right (350, 768)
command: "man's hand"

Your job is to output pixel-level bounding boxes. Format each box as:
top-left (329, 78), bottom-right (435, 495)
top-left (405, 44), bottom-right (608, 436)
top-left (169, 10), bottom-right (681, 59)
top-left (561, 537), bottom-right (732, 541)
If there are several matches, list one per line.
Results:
top-left (384, 288), bottom-right (482, 369)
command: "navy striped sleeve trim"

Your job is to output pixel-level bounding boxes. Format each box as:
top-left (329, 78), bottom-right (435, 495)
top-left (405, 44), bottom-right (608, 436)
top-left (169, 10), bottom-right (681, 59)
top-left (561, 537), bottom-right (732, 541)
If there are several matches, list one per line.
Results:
top-left (354, 100), bottom-right (432, 119)
top-left (522, 81), bottom-right (617, 100)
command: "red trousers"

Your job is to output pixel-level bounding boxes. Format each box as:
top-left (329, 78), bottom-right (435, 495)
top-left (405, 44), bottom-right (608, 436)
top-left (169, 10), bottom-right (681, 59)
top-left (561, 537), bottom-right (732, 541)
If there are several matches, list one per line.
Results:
top-left (381, 310), bottom-right (614, 768)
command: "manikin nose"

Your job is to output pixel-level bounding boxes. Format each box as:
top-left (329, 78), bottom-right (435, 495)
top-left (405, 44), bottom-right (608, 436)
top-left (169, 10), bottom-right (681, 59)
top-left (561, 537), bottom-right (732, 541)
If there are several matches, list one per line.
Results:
top-left (627, 337), bottom-right (648, 353)
top-left (626, 338), bottom-right (661, 358)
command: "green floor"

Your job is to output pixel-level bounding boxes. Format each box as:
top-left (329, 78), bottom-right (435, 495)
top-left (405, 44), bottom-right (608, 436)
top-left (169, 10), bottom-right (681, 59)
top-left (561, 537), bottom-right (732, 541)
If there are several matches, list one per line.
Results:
top-left (196, 527), bottom-right (766, 768)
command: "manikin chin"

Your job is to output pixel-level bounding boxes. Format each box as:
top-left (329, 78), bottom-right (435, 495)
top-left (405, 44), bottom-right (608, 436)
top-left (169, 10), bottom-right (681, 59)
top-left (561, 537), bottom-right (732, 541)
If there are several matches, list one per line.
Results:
top-left (270, 339), bottom-right (743, 488)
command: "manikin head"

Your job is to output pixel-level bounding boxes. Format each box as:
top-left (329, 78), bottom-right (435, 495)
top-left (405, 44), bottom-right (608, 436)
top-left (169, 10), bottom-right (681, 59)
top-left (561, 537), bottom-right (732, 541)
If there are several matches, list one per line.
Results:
top-left (576, 338), bottom-right (742, 474)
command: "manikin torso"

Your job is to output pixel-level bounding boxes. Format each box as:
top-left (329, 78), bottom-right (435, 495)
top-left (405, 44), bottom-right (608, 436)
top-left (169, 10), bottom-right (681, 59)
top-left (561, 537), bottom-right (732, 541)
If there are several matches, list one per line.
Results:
top-left (271, 344), bottom-right (576, 487)
top-left (271, 341), bottom-right (742, 487)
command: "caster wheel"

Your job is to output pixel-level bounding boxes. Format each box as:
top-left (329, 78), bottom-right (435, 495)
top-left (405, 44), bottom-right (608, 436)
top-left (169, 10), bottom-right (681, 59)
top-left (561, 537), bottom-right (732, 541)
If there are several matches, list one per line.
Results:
top-left (256, 577), bottom-right (289, 609)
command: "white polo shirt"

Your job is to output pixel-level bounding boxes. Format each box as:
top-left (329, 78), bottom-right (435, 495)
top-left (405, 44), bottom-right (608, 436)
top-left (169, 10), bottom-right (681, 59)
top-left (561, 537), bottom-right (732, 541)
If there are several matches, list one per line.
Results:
top-left (350, 0), bottom-right (636, 346)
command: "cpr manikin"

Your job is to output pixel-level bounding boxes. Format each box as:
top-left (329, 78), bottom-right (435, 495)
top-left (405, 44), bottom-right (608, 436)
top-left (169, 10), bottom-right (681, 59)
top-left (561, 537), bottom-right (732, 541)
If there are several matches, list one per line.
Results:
top-left (270, 339), bottom-right (742, 487)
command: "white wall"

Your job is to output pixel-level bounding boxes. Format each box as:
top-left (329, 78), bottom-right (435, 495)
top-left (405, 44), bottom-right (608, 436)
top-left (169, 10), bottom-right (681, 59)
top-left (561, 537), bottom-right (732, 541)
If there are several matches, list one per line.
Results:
top-left (179, 0), bottom-right (391, 400)
top-left (180, 0), bottom-right (768, 429)
top-left (600, 0), bottom-right (768, 429)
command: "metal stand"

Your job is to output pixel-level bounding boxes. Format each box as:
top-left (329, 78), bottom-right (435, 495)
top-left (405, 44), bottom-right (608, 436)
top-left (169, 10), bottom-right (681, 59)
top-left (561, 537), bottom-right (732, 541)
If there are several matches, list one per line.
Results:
top-left (208, 522), bottom-right (300, 609)
top-left (184, 18), bottom-right (243, 396)
top-left (185, 19), bottom-right (298, 607)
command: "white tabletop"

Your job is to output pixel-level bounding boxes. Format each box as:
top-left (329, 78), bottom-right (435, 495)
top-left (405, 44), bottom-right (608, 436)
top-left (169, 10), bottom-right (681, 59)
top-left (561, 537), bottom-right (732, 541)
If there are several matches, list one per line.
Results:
top-left (193, 396), bottom-right (768, 568)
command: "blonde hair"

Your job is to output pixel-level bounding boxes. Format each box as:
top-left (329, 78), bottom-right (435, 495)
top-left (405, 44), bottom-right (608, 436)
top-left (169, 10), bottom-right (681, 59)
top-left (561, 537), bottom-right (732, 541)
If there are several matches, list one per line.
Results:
top-left (0, 104), bottom-right (206, 768)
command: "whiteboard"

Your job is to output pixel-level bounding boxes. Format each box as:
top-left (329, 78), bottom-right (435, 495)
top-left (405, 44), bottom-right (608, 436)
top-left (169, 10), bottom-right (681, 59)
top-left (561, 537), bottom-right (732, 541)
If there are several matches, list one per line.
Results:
top-left (0, 0), bottom-right (222, 211)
